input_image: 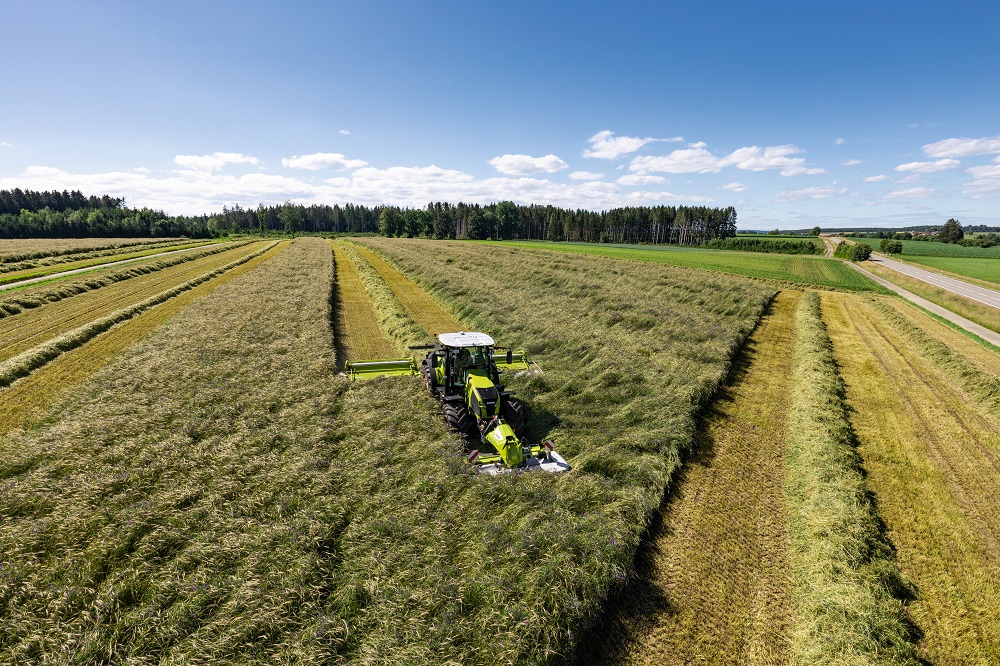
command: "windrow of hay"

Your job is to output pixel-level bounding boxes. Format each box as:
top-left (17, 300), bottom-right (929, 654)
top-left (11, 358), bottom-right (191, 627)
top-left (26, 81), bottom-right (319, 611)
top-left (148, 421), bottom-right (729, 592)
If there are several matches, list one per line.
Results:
top-left (785, 292), bottom-right (918, 664)
top-left (0, 242), bottom-right (287, 436)
top-left (329, 241), bottom-right (395, 363)
top-left (861, 260), bottom-right (1000, 334)
top-left (0, 237), bottom-right (185, 267)
top-left (821, 291), bottom-right (1000, 663)
top-left (0, 240), bottom-right (218, 284)
top-left (0, 242), bottom-right (277, 388)
top-left (338, 241), bottom-right (430, 353)
top-left (0, 240), bottom-right (252, 319)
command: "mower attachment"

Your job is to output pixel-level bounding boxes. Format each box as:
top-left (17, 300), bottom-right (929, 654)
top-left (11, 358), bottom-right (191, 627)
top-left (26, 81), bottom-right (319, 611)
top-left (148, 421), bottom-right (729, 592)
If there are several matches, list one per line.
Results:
top-left (345, 358), bottom-right (418, 380)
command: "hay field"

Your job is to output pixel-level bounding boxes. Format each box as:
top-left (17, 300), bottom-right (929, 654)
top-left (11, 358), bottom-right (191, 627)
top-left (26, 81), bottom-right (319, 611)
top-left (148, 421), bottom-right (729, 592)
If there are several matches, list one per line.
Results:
top-left (0, 237), bottom-right (184, 265)
top-left (822, 292), bottom-right (1000, 662)
top-left (330, 241), bottom-right (395, 363)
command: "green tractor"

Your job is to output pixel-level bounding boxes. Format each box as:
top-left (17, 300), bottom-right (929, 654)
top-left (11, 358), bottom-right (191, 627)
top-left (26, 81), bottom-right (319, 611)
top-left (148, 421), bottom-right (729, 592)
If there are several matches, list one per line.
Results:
top-left (346, 331), bottom-right (570, 475)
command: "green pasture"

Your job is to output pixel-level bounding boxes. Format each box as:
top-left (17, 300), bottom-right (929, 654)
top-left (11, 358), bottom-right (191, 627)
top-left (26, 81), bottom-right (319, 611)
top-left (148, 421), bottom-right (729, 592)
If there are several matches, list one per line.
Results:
top-left (851, 237), bottom-right (1000, 258)
top-left (901, 256), bottom-right (1000, 286)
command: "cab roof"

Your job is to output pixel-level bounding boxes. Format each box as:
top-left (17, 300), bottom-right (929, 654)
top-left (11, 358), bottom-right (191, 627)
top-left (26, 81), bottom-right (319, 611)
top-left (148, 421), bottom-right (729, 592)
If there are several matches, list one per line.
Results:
top-left (438, 331), bottom-right (495, 347)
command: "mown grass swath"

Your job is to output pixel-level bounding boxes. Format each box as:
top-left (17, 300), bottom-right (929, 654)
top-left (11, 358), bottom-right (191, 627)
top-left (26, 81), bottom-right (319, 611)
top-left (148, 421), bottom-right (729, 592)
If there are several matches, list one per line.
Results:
top-left (785, 292), bottom-right (917, 664)
top-left (0, 242), bottom-right (277, 389)
top-left (329, 240), bottom-right (396, 363)
top-left (496, 239), bottom-right (882, 291)
top-left (821, 292), bottom-right (1000, 662)
top-left (0, 240), bottom-right (252, 319)
top-left (0, 237), bottom-right (184, 266)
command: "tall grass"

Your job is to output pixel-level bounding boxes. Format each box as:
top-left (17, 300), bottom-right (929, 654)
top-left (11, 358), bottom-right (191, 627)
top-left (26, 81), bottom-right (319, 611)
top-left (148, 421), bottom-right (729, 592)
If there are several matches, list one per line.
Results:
top-left (785, 292), bottom-right (918, 664)
top-left (0, 237), bottom-right (185, 267)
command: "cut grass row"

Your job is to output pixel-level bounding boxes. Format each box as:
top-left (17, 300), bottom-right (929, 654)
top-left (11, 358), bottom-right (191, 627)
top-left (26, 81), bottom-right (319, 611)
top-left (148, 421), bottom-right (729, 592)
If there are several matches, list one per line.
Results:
top-left (0, 240), bottom-right (252, 319)
top-left (0, 239), bottom-right (219, 285)
top-left (0, 241), bottom-right (279, 390)
top-left (494, 239), bottom-right (883, 291)
top-left (0, 241), bottom-right (271, 364)
top-left (822, 292), bottom-right (1000, 663)
top-left (0, 237), bottom-right (185, 266)
top-left (860, 260), bottom-right (1000, 334)
top-left (329, 241), bottom-right (395, 363)
top-left (0, 242), bottom-right (286, 437)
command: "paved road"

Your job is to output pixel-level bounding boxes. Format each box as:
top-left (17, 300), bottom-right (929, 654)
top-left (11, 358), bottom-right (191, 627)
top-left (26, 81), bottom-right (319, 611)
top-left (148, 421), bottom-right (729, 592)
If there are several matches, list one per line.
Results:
top-left (868, 253), bottom-right (1000, 310)
top-left (0, 243), bottom-right (221, 292)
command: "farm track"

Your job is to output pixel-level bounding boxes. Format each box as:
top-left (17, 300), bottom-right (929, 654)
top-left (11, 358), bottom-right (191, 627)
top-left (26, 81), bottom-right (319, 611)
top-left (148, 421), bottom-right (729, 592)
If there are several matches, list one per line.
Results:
top-left (0, 242), bottom-right (287, 435)
top-left (330, 241), bottom-right (395, 364)
top-left (0, 242), bottom-right (266, 363)
top-left (592, 291), bottom-right (799, 665)
top-left (350, 243), bottom-right (464, 335)
top-left (0, 240), bottom-right (217, 286)
top-left (822, 292), bottom-right (1000, 663)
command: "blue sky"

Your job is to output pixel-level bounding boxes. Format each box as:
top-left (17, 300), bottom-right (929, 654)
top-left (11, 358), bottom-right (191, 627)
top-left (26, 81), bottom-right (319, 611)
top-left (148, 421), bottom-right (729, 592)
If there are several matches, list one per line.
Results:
top-left (2, 1), bottom-right (999, 229)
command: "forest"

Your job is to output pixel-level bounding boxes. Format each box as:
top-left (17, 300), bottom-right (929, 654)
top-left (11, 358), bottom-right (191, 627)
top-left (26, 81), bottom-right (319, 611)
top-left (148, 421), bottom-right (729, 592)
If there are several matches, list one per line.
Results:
top-left (0, 189), bottom-right (738, 246)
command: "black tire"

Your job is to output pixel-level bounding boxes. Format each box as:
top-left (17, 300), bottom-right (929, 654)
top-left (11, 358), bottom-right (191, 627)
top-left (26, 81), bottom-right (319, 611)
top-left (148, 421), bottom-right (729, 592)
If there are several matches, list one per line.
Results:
top-left (501, 397), bottom-right (526, 436)
top-left (443, 403), bottom-right (476, 440)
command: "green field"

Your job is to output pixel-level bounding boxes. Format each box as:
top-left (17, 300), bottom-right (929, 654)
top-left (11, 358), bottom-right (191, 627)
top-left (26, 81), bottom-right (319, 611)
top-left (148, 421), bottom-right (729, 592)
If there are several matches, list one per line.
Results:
top-left (851, 237), bottom-right (1000, 258)
top-left (735, 233), bottom-right (825, 250)
top-left (899, 255), bottom-right (1000, 286)
top-left (497, 239), bottom-right (879, 291)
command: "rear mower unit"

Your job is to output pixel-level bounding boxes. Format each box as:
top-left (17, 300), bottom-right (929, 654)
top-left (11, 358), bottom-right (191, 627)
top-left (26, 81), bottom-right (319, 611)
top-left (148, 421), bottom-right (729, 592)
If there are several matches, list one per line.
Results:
top-left (345, 331), bottom-right (569, 475)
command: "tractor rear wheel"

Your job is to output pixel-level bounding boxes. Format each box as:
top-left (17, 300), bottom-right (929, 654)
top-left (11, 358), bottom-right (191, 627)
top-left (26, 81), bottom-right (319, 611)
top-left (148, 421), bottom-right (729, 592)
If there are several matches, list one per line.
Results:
top-left (501, 397), bottom-right (526, 436)
top-left (443, 403), bottom-right (476, 440)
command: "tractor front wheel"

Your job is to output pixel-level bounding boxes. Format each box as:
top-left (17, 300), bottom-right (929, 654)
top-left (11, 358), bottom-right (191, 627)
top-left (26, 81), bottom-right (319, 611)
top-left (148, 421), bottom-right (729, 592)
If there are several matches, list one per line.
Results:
top-left (502, 397), bottom-right (527, 436)
top-left (443, 403), bottom-right (476, 440)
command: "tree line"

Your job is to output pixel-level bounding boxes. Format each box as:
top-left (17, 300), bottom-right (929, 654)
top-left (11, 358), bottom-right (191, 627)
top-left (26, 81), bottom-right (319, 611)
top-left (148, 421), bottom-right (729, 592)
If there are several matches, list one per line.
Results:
top-left (0, 189), bottom-right (125, 216)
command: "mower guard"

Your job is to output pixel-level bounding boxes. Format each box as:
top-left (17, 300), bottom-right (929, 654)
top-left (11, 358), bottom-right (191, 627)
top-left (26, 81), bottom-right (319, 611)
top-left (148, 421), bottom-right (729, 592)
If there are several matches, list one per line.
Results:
top-left (345, 358), bottom-right (418, 380)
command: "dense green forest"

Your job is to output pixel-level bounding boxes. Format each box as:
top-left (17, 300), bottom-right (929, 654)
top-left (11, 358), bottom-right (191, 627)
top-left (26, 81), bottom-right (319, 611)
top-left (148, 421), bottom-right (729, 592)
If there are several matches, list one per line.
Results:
top-left (0, 189), bottom-right (737, 245)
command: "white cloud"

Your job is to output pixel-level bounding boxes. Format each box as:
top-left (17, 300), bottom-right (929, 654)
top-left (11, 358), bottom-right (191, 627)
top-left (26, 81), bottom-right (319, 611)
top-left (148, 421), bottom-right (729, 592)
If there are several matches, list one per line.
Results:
top-left (840, 159), bottom-right (863, 166)
top-left (617, 174), bottom-right (668, 186)
top-left (1, 141), bottom-right (10, 147)
top-left (923, 135), bottom-right (1000, 158)
top-left (489, 153), bottom-right (568, 175)
top-left (339, 129), bottom-right (351, 135)
top-left (568, 171), bottom-right (604, 181)
top-left (282, 152), bottom-right (367, 170)
top-left (864, 174), bottom-right (889, 182)
top-left (174, 152), bottom-right (258, 172)
top-left (964, 161), bottom-right (1000, 195)
top-left (884, 187), bottom-right (941, 199)
top-left (631, 142), bottom-right (824, 177)
top-left (894, 158), bottom-right (961, 173)
top-left (720, 145), bottom-right (825, 176)
top-left (835, 138), bottom-right (846, 145)
top-left (630, 143), bottom-right (721, 174)
top-left (775, 185), bottom-right (848, 202)
top-left (582, 130), bottom-right (682, 160)
top-left (720, 181), bottom-right (747, 192)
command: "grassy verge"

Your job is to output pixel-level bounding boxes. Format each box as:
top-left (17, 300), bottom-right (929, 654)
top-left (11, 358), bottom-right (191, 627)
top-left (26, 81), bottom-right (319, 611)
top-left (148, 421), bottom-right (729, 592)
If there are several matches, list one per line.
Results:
top-left (0, 242), bottom-right (277, 388)
top-left (861, 261), bottom-right (1000, 334)
top-left (0, 241), bottom-right (251, 318)
top-left (785, 292), bottom-right (918, 664)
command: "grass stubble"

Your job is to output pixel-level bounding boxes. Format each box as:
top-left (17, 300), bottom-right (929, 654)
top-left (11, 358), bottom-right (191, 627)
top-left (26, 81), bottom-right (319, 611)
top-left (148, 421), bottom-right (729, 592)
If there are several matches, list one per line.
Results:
top-left (329, 241), bottom-right (395, 363)
top-left (822, 291), bottom-right (1000, 663)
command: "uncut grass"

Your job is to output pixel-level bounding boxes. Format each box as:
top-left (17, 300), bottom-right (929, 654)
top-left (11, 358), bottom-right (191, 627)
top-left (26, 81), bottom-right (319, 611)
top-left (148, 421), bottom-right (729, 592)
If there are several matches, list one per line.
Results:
top-left (0, 242), bottom-right (287, 437)
top-left (785, 292), bottom-right (917, 665)
top-left (0, 240), bottom-right (218, 284)
top-left (0, 241), bottom-right (268, 363)
top-left (0, 237), bottom-right (185, 266)
top-left (851, 237), bottom-right (1000, 259)
top-left (860, 260), bottom-right (1000, 334)
top-left (496, 239), bottom-right (881, 291)
top-left (821, 292), bottom-right (1000, 663)
top-left (587, 291), bottom-right (800, 666)
top-left (356, 237), bottom-right (775, 662)
top-left (330, 241), bottom-right (395, 363)
top-left (0, 240), bottom-right (251, 319)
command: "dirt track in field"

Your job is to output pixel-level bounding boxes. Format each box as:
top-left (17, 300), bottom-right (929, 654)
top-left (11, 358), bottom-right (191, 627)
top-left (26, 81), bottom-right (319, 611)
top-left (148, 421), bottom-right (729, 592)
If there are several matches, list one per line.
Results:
top-left (330, 242), bottom-right (395, 364)
top-left (588, 291), bottom-right (799, 665)
top-left (822, 292), bottom-right (1000, 663)
top-left (0, 242), bottom-right (287, 436)
top-left (351, 243), bottom-right (464, 336)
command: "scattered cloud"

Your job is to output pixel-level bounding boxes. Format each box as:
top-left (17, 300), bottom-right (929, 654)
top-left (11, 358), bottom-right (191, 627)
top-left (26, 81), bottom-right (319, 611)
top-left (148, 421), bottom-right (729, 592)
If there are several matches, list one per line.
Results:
top-left (630, 142), bottom-right (824, 177)
top-left (864, 174), bottom-right (889, 182)
top-left (282, 152), bottom-right (367, 170)
top-left (884, 187), bottom-right (941, 200)
top-left (720, 181), bottom-right (747, 192)
top-left (835, 138), bottom-right (846, 145)
top-left (489, 153), bottom-right (568, 175)
top-left (616, 174), bottom-right (668, 186)
top-left (964, 159), bottom-right (1000, 195)
top-left (894, 158), bottom-right (961, 173)
top-left (339, 129), bottom-right (351, 135)
top-left (133, 167), bottom-right (150, 174)
top-left (568, 171), bottom-right (604, 181)
top-left (582, 130), bottom-right (682, 159)
top-left (775, 185), bottom-right (848, 202)
top-left (840, 159), bottom-right (863, 166)
top-left (1, 141), bottom-right (10, 147)
top-left (174, 152), bottom-right (259, 172)
top-left (923, 135), bottom-right (1000, 158)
